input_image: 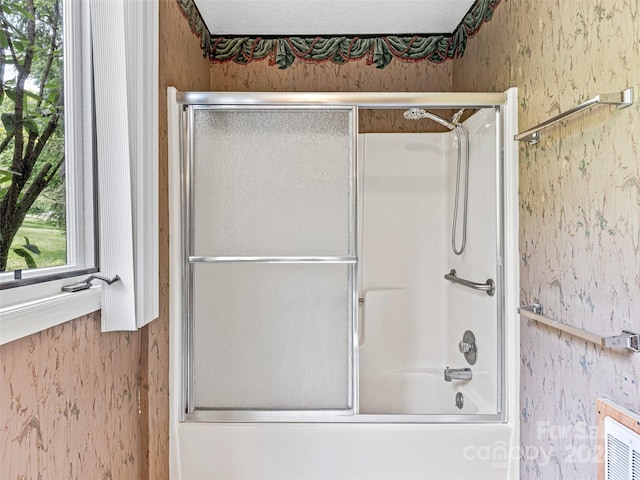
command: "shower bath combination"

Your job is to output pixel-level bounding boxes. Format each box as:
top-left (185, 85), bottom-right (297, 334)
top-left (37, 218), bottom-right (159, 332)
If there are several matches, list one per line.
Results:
top-left (168, 89), bottom-right (520, 479)
top-left (404, 107), bottom-right (470, 255)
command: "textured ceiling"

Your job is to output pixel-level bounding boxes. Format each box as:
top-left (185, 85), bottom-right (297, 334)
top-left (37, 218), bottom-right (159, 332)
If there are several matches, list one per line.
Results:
top-left (193, 0), bottom-right (477, 36)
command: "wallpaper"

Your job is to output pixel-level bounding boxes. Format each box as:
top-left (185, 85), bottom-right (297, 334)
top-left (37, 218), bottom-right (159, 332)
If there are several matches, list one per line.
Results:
top-left (0, 313), bottom-right (141, 480)
top-left (454, 0), bottom-right (640, 478)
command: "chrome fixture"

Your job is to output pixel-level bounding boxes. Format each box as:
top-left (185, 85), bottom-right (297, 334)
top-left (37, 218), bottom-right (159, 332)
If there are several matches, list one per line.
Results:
top-left (519, 303), bottom-right (640, 353)
top-left (403, 108), bottom-right (469, 255)
top-left (455, 392), bottom-right (464, 410)
top-left (444, 269), bottom-right (495, 296)
top-left (177, 91), bottom-right (507, 107)
top-left (520, 303), bottom-right (543, 315)
top-left (515, 87), bottom-right (634, 144)
top-left (403, 108), bottom-right (457, 129)
top-left (62, 274), bottom-right (120, 292)
top-left (189, 255), bottom-right (356, 264)
top-left (459, 330), bottom-right (477, 365)
top-left (444, 367), bottom-right (472, 382)
top-left (451, 108), bottom-right (466, 125)
top-left (450, 125), bottom-right (469, 255)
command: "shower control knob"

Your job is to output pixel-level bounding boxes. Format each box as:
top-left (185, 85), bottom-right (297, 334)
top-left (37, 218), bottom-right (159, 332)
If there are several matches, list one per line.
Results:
top-left (459, 330), bottom-right (477, 365)
top-left (459, 341), bottom-right (474, 353)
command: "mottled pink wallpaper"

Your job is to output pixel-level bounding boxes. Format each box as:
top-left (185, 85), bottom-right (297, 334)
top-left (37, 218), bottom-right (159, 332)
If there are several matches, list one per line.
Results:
top-left (1, 313), bottom-right (141, 479)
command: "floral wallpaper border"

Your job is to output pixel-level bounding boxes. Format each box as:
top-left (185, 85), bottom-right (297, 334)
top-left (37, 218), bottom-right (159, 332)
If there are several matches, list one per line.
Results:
top-left (177, 0), bottom-right (501, 69)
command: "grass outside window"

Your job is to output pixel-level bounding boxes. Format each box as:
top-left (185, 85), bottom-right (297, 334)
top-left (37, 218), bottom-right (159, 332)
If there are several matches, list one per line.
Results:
top-left (6, 216), bottom-right (66, 272)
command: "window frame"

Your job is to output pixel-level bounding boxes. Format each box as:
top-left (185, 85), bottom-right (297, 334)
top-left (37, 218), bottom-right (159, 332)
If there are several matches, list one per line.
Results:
top-left (0, 0), bottom-right (96, 288)
top-left (0, 0), bottom-right (99, 344)
top-left (0, 0), bottom-right (160, 343)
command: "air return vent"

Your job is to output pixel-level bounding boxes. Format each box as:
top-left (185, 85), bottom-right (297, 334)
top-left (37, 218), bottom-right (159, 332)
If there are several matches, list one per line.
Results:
top-left (605, 416), bottom-right (640, 480)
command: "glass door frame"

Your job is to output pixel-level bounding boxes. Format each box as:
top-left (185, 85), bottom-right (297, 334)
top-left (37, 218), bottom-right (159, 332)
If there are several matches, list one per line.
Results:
top-left (176, 91), bottom-right (509, 423)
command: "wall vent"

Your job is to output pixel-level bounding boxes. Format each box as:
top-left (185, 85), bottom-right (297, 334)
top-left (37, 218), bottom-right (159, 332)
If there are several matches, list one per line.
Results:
top-left (605, 416), bottom-right (640, 480)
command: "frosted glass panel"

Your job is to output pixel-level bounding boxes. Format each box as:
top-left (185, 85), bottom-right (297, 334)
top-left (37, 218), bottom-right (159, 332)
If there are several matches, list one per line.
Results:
top-left (192, 263), bottom-right (353, 410)
top-left (193, 108), bottom-right (353, 257)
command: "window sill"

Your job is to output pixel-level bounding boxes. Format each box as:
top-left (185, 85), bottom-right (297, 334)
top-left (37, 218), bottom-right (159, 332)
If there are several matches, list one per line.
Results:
top-left (0, 285), bottom-right (101, 345)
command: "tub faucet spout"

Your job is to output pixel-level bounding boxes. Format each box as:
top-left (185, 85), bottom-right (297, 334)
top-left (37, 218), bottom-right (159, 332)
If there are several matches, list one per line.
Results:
top-left (444, 367), bottom-right (472, 382)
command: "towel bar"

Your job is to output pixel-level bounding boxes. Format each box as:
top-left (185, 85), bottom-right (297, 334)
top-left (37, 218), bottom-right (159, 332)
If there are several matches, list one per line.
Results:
top-left (515, 87), bottom-right (634, 144)
top-left (518, 303), bottom-right (639, 353)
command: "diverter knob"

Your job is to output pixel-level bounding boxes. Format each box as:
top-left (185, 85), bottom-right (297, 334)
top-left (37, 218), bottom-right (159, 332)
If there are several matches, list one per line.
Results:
top-left (458, 330), bottom-right (477, 365)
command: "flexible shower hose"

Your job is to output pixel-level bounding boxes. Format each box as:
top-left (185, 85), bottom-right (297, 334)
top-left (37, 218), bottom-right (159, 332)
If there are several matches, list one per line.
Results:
top-left (452, 124), bottom-right (469, 255)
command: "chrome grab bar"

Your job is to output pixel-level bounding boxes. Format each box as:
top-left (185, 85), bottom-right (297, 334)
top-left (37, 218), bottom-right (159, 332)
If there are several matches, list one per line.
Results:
top-left (515, 87), bottom-right (634, 144)
top-left (444, 269), bottom-right (495, 296)
top-left (519, 303), bottom-right (640, 353)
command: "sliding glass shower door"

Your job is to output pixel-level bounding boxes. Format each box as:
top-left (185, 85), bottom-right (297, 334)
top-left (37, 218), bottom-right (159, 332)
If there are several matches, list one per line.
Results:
top-left (184, 107), bottom-right (357, 419)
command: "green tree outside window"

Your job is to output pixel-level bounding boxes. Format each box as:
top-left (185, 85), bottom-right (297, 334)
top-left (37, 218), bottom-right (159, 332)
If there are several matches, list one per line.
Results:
top-left (0, 0), bottom-right (65, 272)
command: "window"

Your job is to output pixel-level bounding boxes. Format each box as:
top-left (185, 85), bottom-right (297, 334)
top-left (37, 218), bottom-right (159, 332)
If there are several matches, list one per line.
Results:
top-left (0, 0), bottom-right (158, 344)
top-left (0, 0), bottom-right (95, 286)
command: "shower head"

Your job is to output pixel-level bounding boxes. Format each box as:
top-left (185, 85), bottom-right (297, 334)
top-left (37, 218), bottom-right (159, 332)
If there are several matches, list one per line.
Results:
top-left (403, 108), bottom-right (457, 130)
top-left (403, 108), bottom-right (427, 121)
